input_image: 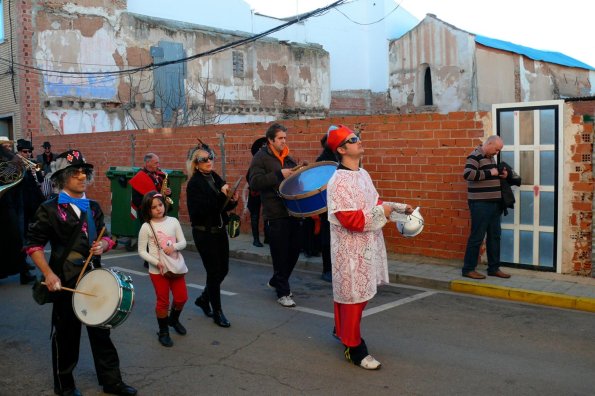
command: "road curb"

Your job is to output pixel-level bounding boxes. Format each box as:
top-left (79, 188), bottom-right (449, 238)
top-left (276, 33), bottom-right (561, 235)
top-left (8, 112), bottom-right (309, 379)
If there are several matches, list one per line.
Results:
top-left (451, 280), bottom-right (595, 313)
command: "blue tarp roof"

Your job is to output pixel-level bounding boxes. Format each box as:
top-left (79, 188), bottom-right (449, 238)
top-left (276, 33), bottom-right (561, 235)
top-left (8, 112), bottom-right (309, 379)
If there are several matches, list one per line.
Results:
top-left (475, 35), bottom-right (594, 71)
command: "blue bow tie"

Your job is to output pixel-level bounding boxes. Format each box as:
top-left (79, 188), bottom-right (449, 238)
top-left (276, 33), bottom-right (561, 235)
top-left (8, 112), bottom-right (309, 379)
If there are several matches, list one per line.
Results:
top-left (58, 192), bottom-right (89, 213)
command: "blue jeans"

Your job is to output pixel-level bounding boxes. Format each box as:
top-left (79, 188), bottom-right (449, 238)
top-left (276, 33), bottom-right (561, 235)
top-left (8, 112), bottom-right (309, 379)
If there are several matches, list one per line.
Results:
top-left (462, 201), bottom-right (502, 275)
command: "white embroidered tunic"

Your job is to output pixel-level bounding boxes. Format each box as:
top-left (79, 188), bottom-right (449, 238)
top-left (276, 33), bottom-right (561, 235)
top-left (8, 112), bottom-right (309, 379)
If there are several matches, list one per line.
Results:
top-left (327, 168), bottom-right (389, 304)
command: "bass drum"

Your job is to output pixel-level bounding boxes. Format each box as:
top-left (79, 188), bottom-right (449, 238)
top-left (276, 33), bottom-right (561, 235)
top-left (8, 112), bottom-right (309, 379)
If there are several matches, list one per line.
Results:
top-left (278, 161), bottom-right (337, 217)
top-left (72, 268), bottom-right (134, 329)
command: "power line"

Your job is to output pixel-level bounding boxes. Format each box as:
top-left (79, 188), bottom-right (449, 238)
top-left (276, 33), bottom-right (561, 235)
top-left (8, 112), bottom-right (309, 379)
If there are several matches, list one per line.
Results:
top-left (3, 0), bottom-right (348, 79)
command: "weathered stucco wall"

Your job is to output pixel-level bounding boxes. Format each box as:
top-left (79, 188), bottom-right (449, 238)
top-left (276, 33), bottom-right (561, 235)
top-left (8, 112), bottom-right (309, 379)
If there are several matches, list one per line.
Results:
top-left (390, 15), bottom-right (595, 115)
top-left (388, 16), bottom-right (476, 114)
top-left (28, 2), bottom-right (330, 136)
top-left (477, 45), bottom-right (595, 110)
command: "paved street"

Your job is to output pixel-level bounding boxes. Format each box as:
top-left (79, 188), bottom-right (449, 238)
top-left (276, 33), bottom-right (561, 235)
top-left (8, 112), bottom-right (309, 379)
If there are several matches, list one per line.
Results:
top-left (1, 250), bottom-right (594, 395)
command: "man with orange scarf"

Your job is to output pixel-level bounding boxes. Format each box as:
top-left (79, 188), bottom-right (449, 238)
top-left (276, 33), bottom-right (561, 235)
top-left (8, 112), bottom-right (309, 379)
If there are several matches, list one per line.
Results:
top-left (248, 123), bottom-right (300, 307)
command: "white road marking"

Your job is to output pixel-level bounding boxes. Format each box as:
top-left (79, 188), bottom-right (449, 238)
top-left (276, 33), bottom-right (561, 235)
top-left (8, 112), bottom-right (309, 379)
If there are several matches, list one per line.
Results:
top-left (109, 267), bottom-right (237, 296)
top-left (187, 283), bottom-right (237, 296)
top-left (294, 291), bottom-right (437, 318)
top-left (362, 291), bottom-right (437, 317)
top-left (294, 307), bottom-right (334, 318)
top-left (102, 253), bottom-right (141, 260)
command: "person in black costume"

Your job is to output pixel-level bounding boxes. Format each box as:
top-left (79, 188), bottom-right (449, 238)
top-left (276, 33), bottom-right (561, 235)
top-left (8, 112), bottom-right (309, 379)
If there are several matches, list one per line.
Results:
top-left (25, 149), bottom-right (137, 396)
top-left (247, 137), bottom-right (268, 247)
top-left (186, 140), bottom-right (238, 328)
top-left (0, 143), bottom-right (25, 280)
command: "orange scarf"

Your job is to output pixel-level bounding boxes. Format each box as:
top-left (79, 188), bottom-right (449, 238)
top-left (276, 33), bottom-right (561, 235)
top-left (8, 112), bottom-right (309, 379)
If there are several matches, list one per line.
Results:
top-left (269, 143), bottom-right (289, 166)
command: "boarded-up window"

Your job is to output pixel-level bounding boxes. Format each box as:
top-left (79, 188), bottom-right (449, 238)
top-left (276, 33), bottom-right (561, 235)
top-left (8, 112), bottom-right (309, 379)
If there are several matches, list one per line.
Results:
top-left (233, 51), bottom-right (244, 78)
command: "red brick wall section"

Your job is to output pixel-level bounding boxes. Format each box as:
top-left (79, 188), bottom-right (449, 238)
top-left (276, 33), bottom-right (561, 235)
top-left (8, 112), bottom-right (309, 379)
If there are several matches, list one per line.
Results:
top-left (568, 102), bottom-right (595, 275)
top-left (44, 112), bottom-right (487, 260)
top-left (18, 0), bottom-right (42, 141)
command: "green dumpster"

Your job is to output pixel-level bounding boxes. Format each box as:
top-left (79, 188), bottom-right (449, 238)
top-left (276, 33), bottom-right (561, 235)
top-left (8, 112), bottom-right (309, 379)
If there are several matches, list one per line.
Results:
top-left (106, 167), bottom-right (187, 249)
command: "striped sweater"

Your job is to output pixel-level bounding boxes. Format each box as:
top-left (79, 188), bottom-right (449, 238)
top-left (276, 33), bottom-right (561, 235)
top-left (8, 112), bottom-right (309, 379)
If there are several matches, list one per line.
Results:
top-left (463, 146), bottom-right (501, 201)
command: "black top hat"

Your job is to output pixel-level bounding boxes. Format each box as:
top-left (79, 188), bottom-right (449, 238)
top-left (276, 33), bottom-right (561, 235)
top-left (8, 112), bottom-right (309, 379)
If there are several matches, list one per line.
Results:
top-left (42, 141), bottom-right (52, 148)
top-left (16, 139), bottom-right (33, 151)
top-left (50, 149), bottom-right (93, 180)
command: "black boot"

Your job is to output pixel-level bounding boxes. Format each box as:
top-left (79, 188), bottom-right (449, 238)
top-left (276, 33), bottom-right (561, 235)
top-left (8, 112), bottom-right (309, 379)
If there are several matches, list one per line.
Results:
top-left (213, 310), bottom-right (231, 328)
top-left (168, 308), bottom-right (187, 335)
top-left (157, 317), bottom-right (173, 347)
top-left (194, 294), bottom-right (213, 317)
top-left (251, 216), bottom-right (263, 247)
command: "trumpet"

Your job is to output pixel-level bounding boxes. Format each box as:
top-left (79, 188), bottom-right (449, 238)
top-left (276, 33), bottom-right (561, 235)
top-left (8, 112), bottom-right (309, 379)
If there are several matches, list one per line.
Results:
top-left (19, 155), bottom-right (42, 172)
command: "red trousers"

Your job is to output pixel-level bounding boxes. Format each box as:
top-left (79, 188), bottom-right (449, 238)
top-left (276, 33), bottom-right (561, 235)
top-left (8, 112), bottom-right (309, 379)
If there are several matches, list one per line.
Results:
top-left (149, 273), bottom-right (188, 317)
top-left (334, 301), bottom-right (368, 347)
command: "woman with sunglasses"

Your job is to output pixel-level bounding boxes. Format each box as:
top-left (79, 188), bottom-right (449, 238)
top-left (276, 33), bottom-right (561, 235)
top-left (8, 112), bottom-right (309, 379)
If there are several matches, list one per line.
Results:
top-left (186, 141), bottom-right (238, 328)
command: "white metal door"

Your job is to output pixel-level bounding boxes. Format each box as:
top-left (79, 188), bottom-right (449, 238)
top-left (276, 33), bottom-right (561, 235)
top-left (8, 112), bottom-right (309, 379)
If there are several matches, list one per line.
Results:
top-left (493, 101), bottom-right (563, 271)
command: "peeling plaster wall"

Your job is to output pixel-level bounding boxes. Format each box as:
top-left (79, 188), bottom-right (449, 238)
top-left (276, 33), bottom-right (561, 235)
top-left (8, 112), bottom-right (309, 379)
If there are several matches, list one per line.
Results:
top-left (388, 17), bottom-right (475, 114)
top-left (30, 3), bottom-right (329, 136)
top-left (477, 46), bottom-right (595, 108)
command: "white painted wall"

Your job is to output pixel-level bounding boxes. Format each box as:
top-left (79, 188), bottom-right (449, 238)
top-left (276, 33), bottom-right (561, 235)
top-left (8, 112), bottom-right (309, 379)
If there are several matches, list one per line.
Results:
top-left (127, 0), bottom-right (419, 92)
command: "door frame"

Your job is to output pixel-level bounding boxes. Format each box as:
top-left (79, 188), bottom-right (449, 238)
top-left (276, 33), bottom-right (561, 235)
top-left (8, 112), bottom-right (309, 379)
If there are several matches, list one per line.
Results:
top-left (492, 100), bottom-right (564, 273)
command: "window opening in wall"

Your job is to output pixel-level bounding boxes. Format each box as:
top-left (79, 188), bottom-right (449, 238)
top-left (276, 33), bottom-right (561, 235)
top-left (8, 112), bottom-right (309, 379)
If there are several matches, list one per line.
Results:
top-left (233, 51), bottom-right (244, 78)
top-left (424, 67), bottom-right (433, 106)
top-left (0, 0), bottom-right (4, 42)
top-left (0, 116), bottom-right (13, 141)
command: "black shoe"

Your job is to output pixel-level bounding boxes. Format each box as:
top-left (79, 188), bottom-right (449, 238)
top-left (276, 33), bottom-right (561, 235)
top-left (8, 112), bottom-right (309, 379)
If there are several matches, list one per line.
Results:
top-left (194, 296), bottom-right (213, 317)
top-left (252, 240), bottom-right (264, 247)
top-left (213, 310), bottom-right (231, 328)
top-left (157, 330), bottom-right (173, 347)
top-left (168, 316), bottom-right (187, 335)
top-left (55, 388), bottom-right (82, 396)
top-left (20, 271), bottom-right (36, 285)
top-left (103, 381), bottom-right (137, 396)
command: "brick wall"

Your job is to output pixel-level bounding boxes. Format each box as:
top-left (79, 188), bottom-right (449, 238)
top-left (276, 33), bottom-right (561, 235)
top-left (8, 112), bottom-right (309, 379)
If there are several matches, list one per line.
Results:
top-left (42, 112), bottom-right (486, 260)
top-left (567, 101), bottom-right (595, 275)
top-left (18, 0), bottom-right (42, 141)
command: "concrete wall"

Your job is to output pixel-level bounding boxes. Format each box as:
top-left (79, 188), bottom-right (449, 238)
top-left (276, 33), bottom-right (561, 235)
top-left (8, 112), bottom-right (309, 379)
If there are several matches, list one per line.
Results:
top-left (23, 1), bottom-right (330, 138)
top-left (476, 46), bottom-right (595, 110)
top-left (388, 16), bottom-right (476, 114)
top-left (390, 15), bottom-right (595, 114)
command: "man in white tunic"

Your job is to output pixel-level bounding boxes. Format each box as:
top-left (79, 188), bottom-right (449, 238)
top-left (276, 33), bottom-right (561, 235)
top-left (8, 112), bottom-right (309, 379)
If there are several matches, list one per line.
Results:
top-left (326, 125), bottom-right (413, 370)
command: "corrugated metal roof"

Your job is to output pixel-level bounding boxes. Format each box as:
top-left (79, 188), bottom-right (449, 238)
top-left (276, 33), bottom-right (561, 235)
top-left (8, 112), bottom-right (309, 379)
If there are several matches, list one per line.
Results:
top-left (475, 35), bottom-right (594, 71)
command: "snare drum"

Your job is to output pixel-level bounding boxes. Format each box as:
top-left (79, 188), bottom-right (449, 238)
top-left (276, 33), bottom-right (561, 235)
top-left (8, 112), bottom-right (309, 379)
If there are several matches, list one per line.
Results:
top-left (279, 161), bottom-right (337, 217)
top-left (73, 268), bottom-right (134, 329)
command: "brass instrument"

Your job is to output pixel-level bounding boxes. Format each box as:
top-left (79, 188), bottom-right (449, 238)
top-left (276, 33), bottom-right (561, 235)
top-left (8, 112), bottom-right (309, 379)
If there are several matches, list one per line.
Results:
top-left (162, 172), bottom-right (174, 206)
top-left (19, 155), bottom-right (42, 172)
top-left (0, 158), bottom-right (25, 198)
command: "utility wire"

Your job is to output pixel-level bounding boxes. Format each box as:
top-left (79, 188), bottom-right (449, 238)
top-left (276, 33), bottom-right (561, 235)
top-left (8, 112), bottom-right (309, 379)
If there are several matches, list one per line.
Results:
top-left (4, 0), bottom-right (348, 78)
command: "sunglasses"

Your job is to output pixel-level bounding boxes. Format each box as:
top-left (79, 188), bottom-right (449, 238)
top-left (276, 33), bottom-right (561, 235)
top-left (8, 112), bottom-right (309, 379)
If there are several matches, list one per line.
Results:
top-left (195, 154), bottom-right (214, 163)
top-left (70, 168), bottom-right (93, 178)
top-left (339, 136), bottom-right (360, 147)
top-left (21, 149), bottom-right (32, 154)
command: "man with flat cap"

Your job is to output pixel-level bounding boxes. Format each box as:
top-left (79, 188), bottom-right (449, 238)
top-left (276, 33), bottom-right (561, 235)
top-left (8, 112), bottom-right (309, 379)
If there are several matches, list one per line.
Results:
top-left (25, 149), bottom-right (137, 396)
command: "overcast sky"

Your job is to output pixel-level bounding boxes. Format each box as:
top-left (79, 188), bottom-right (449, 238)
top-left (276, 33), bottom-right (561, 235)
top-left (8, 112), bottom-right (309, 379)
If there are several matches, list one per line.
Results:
top-left (245, 0), bottom-right (595, 69)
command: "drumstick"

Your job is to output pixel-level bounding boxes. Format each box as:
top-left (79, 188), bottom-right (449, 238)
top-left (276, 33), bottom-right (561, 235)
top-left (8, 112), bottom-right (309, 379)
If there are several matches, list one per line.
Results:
top-left (291, 162), bottom-right (308, 172)
top-left (75, 226), bottom-right (106, 286)
top-left (41, 282), bottom-right (97, 297)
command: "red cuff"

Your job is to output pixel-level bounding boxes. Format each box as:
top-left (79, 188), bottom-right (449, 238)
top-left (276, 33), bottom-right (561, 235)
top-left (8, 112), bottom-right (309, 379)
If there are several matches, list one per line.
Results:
top-left (102, 237), bottom-right (116, 252)
top-left (25, 246), bottom-right (44, 256)
top-left (335, 210), bottom-right (365, 232)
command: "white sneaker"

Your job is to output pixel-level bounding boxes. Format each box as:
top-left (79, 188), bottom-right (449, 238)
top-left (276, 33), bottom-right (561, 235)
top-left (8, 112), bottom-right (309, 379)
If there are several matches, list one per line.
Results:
top-left (277, 295), bottom-right (296, 307)
top-left (359, 355), bottom-right (381, 370)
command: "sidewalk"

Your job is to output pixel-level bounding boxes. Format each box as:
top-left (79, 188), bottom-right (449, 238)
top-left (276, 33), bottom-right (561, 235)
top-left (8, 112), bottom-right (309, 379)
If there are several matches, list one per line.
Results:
top-left (217, 232), bottom-right (595, 314)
